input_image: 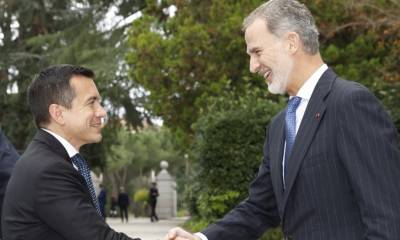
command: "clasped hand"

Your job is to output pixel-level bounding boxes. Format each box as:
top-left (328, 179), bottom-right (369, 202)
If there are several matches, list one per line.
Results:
top-left (163, 227), bottom-right (201, 240)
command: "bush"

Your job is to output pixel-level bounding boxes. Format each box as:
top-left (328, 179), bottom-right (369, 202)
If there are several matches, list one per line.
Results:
top-left (183, 217), bottom-right (283, 240)
top-left (191, 95), bottom-right (283, 218)
top-left (186, 93), bottom-right (284, 239)
top-left (132, 188), bottom-right (149, 217)
top-left (182, 216), bottom-right (211, 232)
top-left (259, 228), bottom-right (283, 240)
top-left (133, 188), bottom-right (149, 202)
top-left (197, 190), bottom-right (240, 221)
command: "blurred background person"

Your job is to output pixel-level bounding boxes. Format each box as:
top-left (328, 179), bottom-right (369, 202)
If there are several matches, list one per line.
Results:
top-left (118, 186), bottom-right (130, 223)
top-left (148, 182), bottom-right (159, 222)
top-left (98, 184), bottom-right (107, 219)
top-left (110, 195), bottom-right (118, 217)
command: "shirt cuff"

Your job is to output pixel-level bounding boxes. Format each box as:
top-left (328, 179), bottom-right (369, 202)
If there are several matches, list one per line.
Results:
top-left (194, 232), bottom-right (208, 240)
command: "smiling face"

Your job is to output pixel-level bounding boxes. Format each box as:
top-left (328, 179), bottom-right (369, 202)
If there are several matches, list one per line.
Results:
top-left (245, 18), bottom-right (294, 94)
top-left (61, 75), bottom-right (107, 149)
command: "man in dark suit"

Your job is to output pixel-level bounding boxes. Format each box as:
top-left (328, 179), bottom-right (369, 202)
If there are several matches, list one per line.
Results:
top-left (118, 187), bottom-right (130, 223)
top-left (2, 65), bottom-right (140, 240)
top-left (98, 184), bottom-right (107, 219)
top-left (165, 0), bottom-right (400, 240)
top-left (0, 128), bottom-right (19, 238)
top-left (148, 182), bottom-right (159, 222)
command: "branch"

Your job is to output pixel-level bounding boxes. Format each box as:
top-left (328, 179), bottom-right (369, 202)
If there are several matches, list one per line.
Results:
top-left (324, 21), bottom-right (366, 38)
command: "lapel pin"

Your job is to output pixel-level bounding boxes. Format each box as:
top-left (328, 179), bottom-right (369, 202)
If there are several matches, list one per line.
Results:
top-left (315, 112), bottom-right (321, 118)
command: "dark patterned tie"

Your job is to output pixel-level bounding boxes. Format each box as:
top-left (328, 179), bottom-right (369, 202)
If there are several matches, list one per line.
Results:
top-left (71, 153), bottom-right (102, 216)
top-left (284, 96), bottom-right (302, 188)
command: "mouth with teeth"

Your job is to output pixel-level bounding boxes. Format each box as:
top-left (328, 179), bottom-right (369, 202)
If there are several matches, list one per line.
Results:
top-left (260, 69), bottom-right (273, 84)
top-left (91, 116), bottom-right (107, 129)
top-left (90, 121), bottom-right (104, 130)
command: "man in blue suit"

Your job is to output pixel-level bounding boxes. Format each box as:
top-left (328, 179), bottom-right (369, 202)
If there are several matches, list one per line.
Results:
top-left (165, 0), bottom-right (400, 239)
top-left (0, 128), bottom-right (19, 238)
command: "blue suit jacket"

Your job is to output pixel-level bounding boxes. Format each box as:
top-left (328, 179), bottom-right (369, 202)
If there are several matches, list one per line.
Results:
top-left (0, 129), bottom-right (19, 237)
top-left (202, 69), bottom-right (400, 240)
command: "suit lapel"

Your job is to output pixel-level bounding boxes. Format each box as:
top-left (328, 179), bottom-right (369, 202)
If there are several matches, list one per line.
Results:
top-left (269, 112), bottom-right (286, 214)
top-left (35, 130), bottom-right (93, 199)
top-left (34, 130), bottom-right (70, 161)
top-left (281, 68), bottom-right (337, 214)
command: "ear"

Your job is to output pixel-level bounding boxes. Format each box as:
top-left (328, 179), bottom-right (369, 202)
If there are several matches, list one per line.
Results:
top-left (284, 31), bottom-right (300, 55)
top-left (48, 104), bottom-right (65, 125)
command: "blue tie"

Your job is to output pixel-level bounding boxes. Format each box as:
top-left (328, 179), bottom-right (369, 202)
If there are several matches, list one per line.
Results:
top-left (284, 96), bottom-right (302, 187)
top-left (71, 154), bottom-right (102, 216)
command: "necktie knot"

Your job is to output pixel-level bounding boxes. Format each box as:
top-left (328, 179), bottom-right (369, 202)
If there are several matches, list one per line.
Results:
top-left (71, 154), bottom-right (102, 217)
top-left (71, 153), bottom-right (87, 169)
top-left (287, 96), bottom-right (302, 113)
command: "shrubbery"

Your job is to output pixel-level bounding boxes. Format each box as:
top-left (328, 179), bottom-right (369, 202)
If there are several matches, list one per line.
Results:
top-left (132, 188), bottom-right (149, 217)
top-left (184, 93), bottom-right (284, 239)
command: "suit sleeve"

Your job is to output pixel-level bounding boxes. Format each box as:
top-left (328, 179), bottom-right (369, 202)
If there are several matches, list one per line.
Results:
top-left (336, 84), bottom-right (400, 239)
top-left (201, 126), bottom-right (281, 240)
top-left (0, 130), bottom-right (19, 236)
top-left (34, 161), bottom-right (139, 240)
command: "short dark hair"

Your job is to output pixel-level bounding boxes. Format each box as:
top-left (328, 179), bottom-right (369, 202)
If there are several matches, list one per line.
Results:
top-left (27, 64), bottom-right (95, 128)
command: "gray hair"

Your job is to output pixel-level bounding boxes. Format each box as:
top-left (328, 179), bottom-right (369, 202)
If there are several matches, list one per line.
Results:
top-left (242, 0), bottom-right (320, 55)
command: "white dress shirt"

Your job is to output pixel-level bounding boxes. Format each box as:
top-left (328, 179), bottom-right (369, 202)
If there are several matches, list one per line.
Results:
top-left (195, 64), bottom-right (328, 240)
top-left (282, 64), bottom-right (328, 183)
top-left (41, 128), bottom-right (79, 170)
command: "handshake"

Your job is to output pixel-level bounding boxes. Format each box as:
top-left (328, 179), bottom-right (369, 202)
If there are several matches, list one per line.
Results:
top-left (163, 227), bottom-right (202, 240)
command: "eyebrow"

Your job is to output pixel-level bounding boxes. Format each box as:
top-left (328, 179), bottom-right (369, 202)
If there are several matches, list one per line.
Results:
top-left (247, 47), bottom-right (260, 55)
top-left (85, 95), bottom-right (101, 103)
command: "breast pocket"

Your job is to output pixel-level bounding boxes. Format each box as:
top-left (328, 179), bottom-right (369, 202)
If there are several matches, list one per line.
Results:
top-left (301, 152), bottom-right (328, 169)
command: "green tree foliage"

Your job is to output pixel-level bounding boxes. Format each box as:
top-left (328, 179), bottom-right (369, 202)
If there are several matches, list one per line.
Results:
top-left (126, 0), bottom-right (399, 139)
top-left (190, 90), bottom-right (284, 220)
top-left (307, 0), bottom-right (400, 129)
top-left (104, 126), bottom-right (183, 194)
top-left (186, 90), bottom-right (284, 238)
top-left (126, 0), bottom-right (267, 146)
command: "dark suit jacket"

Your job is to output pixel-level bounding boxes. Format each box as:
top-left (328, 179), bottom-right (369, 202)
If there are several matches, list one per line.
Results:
top-left (118, 193), bottom-right (130, 208)
top-left (149, 187), bottom-right (159, 205)
top-left (1, 130), bottom-right (139, 240)
top-left (202, 69), bottom-right (400, 240)
top-left (0, 129), bottom-right (19, 237)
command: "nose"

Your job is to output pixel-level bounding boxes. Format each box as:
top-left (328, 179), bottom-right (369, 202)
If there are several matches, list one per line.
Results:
top-left (98, 106), bottom-right (108, 126)
top-left (249, 56), bottom-right (260, 73)
top-left (95, 103), bottom-right (107, 119)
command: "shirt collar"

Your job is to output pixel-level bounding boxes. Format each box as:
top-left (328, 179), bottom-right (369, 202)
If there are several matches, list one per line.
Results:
top-left (41, 128), bottom-right (78, 158)
top-left (295, 64), bottom-right (328, 100)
